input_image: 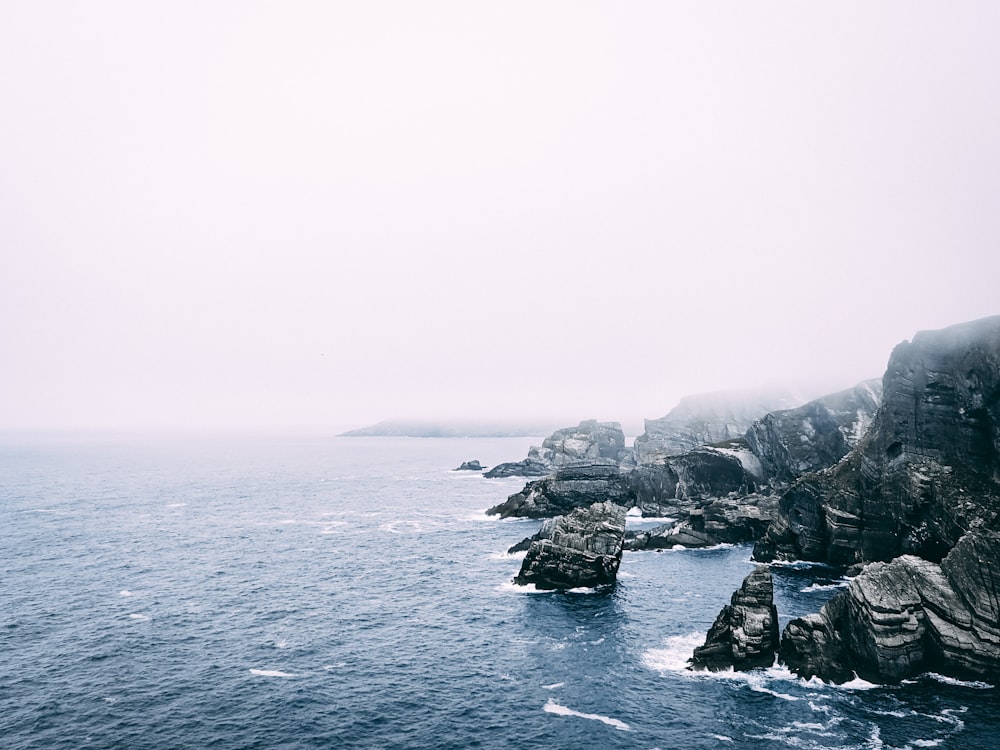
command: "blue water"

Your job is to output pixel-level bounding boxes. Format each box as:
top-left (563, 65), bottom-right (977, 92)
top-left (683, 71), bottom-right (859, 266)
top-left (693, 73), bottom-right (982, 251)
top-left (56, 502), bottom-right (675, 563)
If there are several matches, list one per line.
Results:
top-left (2, 434), bottom-right (997, 749)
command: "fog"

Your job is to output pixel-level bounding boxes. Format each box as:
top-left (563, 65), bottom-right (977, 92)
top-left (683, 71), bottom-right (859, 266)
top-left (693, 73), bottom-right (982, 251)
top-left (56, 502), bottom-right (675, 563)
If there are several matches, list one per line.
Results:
top-left (2, 2), bottom-right (999, 434)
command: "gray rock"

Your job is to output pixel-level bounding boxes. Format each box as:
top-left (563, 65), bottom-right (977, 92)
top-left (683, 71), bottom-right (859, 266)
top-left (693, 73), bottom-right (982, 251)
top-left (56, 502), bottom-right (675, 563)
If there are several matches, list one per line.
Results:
top-left (483, 458), bottom-right (552, 478)
top-left (779, 528), bottom-right (1000, 683)
top-left (486, 464), bottom-right (635, 519)
top-left (454, 460), bottom-right (485, 471)
top-left (690, 567), bottom-right (780, 671)
top-left (513, 502), bottom-right (627, 590)
top-left (484, 420), bottom-right (631, 478)
top-left (745, 380), bottom-right (882, 481)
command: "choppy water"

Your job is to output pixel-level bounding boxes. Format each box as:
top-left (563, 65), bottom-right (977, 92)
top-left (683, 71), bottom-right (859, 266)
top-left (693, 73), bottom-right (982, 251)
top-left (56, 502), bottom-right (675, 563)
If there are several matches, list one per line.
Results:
top-left (2, 434), bottom-right (997, 749)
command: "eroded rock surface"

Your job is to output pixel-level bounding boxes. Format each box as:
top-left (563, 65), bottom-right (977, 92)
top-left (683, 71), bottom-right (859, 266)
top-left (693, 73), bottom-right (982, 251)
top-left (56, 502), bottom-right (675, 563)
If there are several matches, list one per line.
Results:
top-left (690, 567), bottom-right (780, 671)
top-left (513, 502), bottom-right (627, 590)
top-left (454, 460), bottom-right (485, 471)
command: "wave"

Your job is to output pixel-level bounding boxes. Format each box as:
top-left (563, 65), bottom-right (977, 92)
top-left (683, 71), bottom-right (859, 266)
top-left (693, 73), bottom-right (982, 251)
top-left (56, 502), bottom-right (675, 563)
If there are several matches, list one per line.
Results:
top-left (249, 669), bottom-right (298, 678)
top-left (923, 672), bottom-right (994, 689)
top-left (769, 559), bottom-right (836, 570)
top-left (128, 614), bottom-right (150, 621)
top-left (489, 550), bottom-right (526, 561)
top-left (542, 682), bottom-right (564, 690)
top-left (542, 699), bottom-right (630, 732)
top-left (119, 590), bottom-right (133, 597)
top-left (800, 580), bottom-right (850, 593)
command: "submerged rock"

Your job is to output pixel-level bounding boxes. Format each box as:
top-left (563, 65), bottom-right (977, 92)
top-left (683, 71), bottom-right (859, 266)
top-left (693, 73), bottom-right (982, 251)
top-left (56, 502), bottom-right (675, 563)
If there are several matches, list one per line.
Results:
top-left (513, 502), bottom-right (627, 590)
top-left (454, 460), bottom-right (485, 471)
top-left (486, 464), bottom-right (635, 519)
top-left (689, 567), bottom-right (779, 671)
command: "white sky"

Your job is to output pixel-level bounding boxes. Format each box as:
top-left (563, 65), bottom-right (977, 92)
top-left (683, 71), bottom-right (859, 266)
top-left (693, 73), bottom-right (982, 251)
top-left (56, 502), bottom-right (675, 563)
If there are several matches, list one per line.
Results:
top-left (2, 2), bottom-right (999, 433)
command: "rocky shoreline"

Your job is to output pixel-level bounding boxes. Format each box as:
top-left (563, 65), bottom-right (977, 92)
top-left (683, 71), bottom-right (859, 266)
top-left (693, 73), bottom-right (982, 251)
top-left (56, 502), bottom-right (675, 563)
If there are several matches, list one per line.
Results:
top-left (482, 315), bottom-right (1000, 685)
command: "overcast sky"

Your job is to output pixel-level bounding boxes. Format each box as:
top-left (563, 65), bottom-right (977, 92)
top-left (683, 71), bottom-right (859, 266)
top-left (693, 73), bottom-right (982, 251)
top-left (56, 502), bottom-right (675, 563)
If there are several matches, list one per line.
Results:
top-left (2, 2), bottom-right (999, 433)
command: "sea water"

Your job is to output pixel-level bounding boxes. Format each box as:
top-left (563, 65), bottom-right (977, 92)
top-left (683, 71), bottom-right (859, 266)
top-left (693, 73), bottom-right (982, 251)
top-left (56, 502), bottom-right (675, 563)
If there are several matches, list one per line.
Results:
top-left (1, 434), bottom-right (997, 749)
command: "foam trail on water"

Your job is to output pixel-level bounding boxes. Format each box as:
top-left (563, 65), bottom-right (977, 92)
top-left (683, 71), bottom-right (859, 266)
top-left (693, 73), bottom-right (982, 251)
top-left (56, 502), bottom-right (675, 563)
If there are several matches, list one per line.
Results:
top-left (542, 699), bottom-right (630, 731)
top-left (249, 669), bottom-right (298, 678)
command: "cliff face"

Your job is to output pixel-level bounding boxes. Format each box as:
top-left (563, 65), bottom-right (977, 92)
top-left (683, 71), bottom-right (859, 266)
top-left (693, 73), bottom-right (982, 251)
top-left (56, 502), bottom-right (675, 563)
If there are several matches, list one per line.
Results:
top-left (484, 420), bottom-right (629, 478)
top-left (745, 380), bottom-right (882, 482)
top-left (756, 316), bottom-right (1000, 566)
top-left (634, 388), bottom-right (800, 463)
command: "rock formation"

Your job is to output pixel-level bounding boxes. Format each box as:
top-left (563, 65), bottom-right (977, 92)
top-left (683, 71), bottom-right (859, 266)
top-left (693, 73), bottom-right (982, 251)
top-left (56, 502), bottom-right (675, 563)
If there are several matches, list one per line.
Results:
top-left (780, 528), bottom-right (1000, 683)
top-left (744, 380), bottom-right (882, 481)
top-left (624, 493), bottom-right (779, 550)
top-left (755, 315), bottom-right (1000, 566)
top-left (689, 567), bottom-right (780, 671)
top-left (454, 460), bottom-right (485, 471)
top-left (634, 388), bottom-right (800, 463)
top-left (513, 502), bottom-right (627, 590)
top-left (485, 420), bottom-right (631, 477)
top-left (487, 465), bottom-right (635, 519)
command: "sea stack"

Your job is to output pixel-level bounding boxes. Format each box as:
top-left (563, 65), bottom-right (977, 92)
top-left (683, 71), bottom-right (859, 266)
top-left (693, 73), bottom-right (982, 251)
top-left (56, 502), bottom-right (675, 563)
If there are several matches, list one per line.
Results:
top-left (513, 501), bottom-right (627, 590)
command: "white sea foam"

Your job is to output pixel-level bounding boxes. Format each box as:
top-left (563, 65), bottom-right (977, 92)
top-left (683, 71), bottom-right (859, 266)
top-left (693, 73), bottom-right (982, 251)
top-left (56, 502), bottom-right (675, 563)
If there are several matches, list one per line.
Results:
top-left (800, 580), bottom-right (850, 593)
top-left (711, 735), bottom-right (734, 742)
top-left (496, 580), bottom-right (552, 594)
top-left (166, 503), bottom-right (187, 508)
top-left (769, 559), bottom-right (835, 570)
top-left (566, 586), bottom-right (599, 595)
top-left (249, 669), bottom-right (298, 678)
top-left (489, 550), bottom-right (526, 561)
top-left (923, 672), bottom-right (994, 689)
top-left (542, 682), bottom-right (564, 690)
top-left (911, 740), bottom-right (943, 747)
top-left (128, 614), bottom-right (149, 621)
top-left (641, 632), bottom-right (705, 673)
top-left (747, 673), bottom-right (800, 701)
top-left (542, 699), bottom-right (630, 731)
top-left (119, 590), bottom-right (133, 597)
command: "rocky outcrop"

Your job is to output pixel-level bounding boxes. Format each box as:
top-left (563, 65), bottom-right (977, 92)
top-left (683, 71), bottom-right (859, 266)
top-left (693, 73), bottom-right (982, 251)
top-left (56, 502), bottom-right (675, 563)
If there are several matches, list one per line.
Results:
top-left (689, 567), bottom-right (779, 671)
top-left (484, 420), bottom-right (631, 478)
top-left (624, 493), bottom-right (779, 550)
top-left (513, 502), bottom-right (627, 590)
top-left (634, 388), bottom-right (800, 463)
top-left (454, 460), bottom-right (485, 471)
top-left (629, 447), bottom-right (760, 517)
top-left (486, 465), bottom-right (635, 519)
top-left (745, 380), bottom-right (882, 482)
top-left (756, 316), bottom-right (1000, 566)
top-left (780, 528), bottom-right (1000, 683)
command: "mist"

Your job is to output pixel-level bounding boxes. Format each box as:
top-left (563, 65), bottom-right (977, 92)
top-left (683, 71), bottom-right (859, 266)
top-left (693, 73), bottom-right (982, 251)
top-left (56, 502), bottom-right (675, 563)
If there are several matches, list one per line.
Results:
top-left (2, 2), bottom-right (999, 434)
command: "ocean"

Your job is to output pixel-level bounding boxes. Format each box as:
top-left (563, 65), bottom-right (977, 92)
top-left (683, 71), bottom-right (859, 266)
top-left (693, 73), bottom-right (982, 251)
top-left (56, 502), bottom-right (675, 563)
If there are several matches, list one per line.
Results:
top-left (2, 434), bottom-right (996, 749)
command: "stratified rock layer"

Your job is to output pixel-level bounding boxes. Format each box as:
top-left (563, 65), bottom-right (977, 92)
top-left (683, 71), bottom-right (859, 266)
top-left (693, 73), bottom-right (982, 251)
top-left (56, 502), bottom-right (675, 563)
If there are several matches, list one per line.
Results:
top-left (513, 502), bottom-right (627, 590)
top-left (690, 567), bottom-right (780, 671)
top-left (780, 529), bottom-right (1000, 683)
top-left (756, 315), bottom-right (1000, 566)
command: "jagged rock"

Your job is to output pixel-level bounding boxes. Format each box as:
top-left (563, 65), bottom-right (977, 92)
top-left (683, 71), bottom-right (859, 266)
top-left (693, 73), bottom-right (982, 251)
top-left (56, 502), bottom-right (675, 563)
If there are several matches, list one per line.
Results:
top-left (780, 529), bottom-right (1000, 683)
top-left (625, 523), bottom-right (717, 550)
top-left (690, 567), bottom-right (779, 671)
top-left (755, 315), bottom-right (1000, 566)
top-left (483, 458), bottom-right (552, 478)
top-left (454, 460), bottom-right (485, 471)
top-left (507, 518), bottom-right (557, 554)
top-left (486, 464), bottom-right (635, 519)
top-left (745, 380), bottom-right (882, 481)
top-left (634, 388), bottom-right (800, 463)
top-left (513, 502), bottom-right (626, 590)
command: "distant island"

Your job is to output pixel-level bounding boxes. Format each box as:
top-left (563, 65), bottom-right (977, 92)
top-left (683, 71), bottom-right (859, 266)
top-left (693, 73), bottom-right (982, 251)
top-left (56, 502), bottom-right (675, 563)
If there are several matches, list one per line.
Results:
top-left (338, 419), bottom-right (564, 438)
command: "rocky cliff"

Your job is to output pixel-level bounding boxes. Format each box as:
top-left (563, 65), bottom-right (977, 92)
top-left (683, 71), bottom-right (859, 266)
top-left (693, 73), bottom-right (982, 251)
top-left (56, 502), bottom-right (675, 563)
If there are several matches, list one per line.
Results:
top-left (634, 388), bottom-right (800, 463)
top-left (487, 464), bottom-right (635, 519)
top-left (780, 528), bottom-right (1000, 683)
top-left (755, 315), bottom-right (1000, 566)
